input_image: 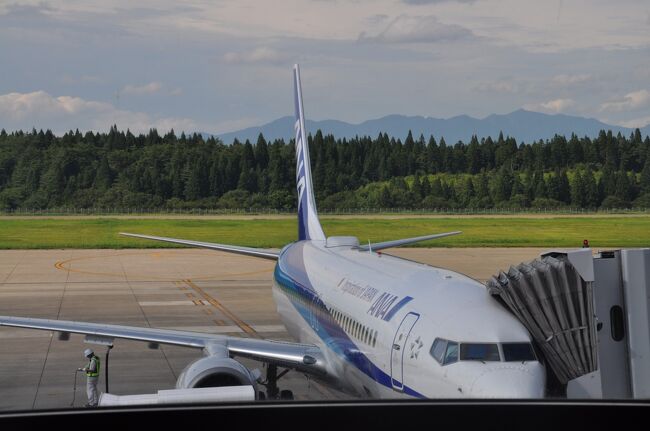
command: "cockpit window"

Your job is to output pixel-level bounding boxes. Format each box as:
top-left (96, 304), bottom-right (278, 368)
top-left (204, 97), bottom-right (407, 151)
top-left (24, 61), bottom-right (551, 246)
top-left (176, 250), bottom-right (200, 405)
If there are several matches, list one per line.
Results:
top-left (459, 343), bottom-right (500, 361)
top-left (502, 343), bottom-right (536, 362)
top-left (443, 341), bottom-right (458, 365)
top-left (432, 339), bottom-right (507, 364)
top-left (431, 338), bottom-right (459, 365)
top-left (430, 338), bottom-right (447, 363)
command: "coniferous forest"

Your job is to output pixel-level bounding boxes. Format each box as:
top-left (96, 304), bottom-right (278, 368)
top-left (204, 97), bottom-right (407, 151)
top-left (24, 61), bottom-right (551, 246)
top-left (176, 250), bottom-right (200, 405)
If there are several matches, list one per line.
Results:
top-left (1, 127), bottom-right (650, 211)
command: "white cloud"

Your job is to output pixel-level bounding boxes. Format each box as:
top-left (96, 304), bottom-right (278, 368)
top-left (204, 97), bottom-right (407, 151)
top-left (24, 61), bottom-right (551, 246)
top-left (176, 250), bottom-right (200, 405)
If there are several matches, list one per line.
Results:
top-left (121, 82), bottom-right (162, 95)
top-left (524, 98), bottom-right (576, 113)
top-left (120, 82), bottom-right (183, 97)
top-left (2, 1), bottom-right (650, 128)
top-left (600, 89), bottom-right (650, 112)
top-left (0, 91), bottom-right (196, 134)
top-left (365, 14), bottom-right (390, 25)
top-left (223, 47), bottom-right (289, 65)
top-left (358, 15), bottom-right (473, 44)
top-left (550, 74), bottom-right (591, 87)
top-left (616, 115), bottom-right (650, 128)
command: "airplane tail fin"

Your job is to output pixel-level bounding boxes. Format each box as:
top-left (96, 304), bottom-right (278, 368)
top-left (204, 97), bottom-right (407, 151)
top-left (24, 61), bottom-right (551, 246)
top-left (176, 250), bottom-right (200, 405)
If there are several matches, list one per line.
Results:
top-left (293, 64), bottom-right (325, 241)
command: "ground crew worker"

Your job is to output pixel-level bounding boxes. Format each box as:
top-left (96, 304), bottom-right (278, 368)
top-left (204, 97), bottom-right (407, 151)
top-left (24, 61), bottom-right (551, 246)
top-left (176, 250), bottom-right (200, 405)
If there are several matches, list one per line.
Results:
top-left (78, 348), bottom-right (100, 407)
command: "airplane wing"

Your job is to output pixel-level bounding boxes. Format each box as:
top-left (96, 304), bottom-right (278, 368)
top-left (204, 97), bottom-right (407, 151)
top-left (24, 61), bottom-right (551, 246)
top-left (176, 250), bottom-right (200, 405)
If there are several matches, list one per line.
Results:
top-left (119, 233), bottom-right (279, 260)
top-left (0, 316), bottom-right (326, 375)
top-left (358, 231), bottom-right (462, 252)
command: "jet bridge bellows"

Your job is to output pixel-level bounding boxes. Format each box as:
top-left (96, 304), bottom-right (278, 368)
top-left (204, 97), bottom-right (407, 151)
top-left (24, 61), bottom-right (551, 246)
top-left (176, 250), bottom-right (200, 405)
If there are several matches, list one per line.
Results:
top-left (486, 254), bottom-right (598, 385)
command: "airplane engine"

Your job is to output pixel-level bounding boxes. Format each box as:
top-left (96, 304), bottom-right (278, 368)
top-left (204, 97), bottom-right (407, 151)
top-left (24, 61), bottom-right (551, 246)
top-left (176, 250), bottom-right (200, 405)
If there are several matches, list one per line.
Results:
top-left (176, 356), bottom-right (260, 392)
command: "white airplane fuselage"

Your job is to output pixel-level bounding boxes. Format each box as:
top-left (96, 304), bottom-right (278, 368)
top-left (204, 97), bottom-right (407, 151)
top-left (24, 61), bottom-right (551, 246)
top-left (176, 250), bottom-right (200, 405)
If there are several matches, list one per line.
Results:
top-left (272, 239), bottom-right (546, 399)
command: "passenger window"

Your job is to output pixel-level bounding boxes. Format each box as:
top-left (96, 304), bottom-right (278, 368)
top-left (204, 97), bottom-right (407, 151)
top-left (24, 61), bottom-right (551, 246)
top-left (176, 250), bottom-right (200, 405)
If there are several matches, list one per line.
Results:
top-left (444, 342), bottom-right (458, 365)
top-left (430, 338), bottom-right (447, 364)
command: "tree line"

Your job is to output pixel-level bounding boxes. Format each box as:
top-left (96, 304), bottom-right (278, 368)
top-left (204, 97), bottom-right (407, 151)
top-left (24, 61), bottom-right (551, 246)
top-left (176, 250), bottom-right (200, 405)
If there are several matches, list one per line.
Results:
top-left (0, 126), bottom-right (649, 211)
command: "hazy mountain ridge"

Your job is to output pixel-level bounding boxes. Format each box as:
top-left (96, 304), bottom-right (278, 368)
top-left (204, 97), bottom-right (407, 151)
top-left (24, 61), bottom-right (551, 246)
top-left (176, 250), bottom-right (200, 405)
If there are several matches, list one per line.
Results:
top-left (216, 110), bottom-right (650, 144)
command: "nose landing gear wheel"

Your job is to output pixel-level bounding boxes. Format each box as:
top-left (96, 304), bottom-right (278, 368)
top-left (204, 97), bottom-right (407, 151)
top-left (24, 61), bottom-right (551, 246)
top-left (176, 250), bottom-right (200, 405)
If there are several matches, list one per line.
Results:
top-left (261, 364), bottom-right (293, 400)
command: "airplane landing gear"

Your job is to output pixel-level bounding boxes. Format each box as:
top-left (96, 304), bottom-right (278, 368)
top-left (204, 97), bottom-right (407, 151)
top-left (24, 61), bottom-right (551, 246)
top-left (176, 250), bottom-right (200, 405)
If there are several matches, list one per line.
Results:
top-left (260, 364), bottom-right (294, 400)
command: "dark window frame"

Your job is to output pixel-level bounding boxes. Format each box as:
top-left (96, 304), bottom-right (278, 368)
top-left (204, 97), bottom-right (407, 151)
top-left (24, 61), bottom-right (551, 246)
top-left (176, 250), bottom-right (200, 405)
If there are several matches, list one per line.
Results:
top-left (459, 343), bottom-right (501, 362)
top-left (430, 338), bottom-right (448, 364)
top-left (443, 341), bottom-right (459, 365)
top-left (501, 342), bottom-right (537, 362)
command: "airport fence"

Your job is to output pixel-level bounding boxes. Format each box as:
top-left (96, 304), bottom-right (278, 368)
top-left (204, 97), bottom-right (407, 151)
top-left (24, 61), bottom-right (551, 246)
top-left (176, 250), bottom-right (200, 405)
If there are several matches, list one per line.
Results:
top-left (1, 206), bottom-right (650, 216)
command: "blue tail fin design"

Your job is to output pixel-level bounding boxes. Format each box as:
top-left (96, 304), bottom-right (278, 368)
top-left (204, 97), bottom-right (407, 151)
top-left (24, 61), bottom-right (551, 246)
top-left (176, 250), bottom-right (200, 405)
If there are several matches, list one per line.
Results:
top-left (293, 65), bottom-right (325, 241)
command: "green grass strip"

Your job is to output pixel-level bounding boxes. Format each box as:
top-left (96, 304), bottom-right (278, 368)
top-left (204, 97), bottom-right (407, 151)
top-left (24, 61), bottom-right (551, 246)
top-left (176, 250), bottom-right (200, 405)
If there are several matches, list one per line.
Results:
top-left (0, 216), bottom-right (648, 249)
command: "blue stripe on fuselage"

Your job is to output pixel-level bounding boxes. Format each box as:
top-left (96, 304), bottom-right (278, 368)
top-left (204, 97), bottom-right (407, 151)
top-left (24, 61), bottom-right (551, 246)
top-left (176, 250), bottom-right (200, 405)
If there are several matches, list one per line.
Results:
top-left (383, 296), bottom-right (413, 322)
top-left (273, 262), bottom-right (425, 398)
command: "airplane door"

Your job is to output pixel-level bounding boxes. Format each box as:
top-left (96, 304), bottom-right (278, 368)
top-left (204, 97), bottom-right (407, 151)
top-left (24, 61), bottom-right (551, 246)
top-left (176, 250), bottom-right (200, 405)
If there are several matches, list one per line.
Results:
top-left (390, 312), bottom-right (419, 391)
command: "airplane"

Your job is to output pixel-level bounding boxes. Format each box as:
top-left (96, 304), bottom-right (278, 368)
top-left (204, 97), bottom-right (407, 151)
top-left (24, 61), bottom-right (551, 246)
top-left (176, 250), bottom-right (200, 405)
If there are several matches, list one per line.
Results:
top-left (0, 65), bottom-right (545, 400)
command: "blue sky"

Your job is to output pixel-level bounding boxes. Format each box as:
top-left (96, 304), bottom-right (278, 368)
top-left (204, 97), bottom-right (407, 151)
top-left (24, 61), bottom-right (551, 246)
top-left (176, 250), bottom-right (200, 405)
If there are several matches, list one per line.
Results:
top-left (1, 0), bottom-right (649, 134)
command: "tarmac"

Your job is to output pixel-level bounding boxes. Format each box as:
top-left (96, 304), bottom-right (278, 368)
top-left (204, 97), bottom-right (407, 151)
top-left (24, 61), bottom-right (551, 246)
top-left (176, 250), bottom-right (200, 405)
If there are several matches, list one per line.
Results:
top-left (0, 247), bottom-right (546, 411)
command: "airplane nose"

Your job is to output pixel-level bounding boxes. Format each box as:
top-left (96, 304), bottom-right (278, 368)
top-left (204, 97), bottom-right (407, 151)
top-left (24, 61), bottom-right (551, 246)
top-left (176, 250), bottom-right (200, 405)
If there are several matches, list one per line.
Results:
top-left (469, 366), bottom-right (545, 398)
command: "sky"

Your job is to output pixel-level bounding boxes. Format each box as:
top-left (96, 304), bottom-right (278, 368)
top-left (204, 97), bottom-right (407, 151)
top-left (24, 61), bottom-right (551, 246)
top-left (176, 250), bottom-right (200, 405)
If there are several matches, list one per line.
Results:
top-left (0, 0), bottom-right (649, 134)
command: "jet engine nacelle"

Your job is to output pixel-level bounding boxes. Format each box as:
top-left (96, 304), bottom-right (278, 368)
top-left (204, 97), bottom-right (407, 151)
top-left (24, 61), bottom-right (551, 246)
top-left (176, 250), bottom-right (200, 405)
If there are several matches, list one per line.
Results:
top-left (176, 356), bottom-right (259, 392)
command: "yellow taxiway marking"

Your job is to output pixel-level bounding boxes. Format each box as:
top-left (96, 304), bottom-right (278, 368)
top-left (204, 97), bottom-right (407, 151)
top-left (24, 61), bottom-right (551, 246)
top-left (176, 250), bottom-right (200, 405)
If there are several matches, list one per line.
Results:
top-left (53, 251), bottom-right (267, 339)
top-left (183, 279), bottom-right (260, 339)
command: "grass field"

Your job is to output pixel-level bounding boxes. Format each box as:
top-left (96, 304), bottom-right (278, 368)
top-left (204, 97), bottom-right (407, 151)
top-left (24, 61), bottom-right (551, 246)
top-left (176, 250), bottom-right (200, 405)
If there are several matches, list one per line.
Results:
top-left (0, 216), bottom-right (648, 249)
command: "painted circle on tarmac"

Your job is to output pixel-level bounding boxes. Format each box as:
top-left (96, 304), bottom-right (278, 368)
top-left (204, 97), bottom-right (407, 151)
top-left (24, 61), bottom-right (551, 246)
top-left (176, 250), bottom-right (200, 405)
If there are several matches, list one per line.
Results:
top-left (54, 250), bottom-right (274, 281)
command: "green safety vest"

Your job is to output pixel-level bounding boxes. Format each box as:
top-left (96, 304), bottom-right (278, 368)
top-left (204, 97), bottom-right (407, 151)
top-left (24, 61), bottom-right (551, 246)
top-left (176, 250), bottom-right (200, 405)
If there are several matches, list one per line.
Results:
top-left (86, 355), bottom-right (100, 378)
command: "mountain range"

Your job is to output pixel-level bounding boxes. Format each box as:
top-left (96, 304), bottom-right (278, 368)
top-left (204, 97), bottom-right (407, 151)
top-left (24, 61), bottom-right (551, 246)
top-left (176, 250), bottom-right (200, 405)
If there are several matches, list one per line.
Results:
top-left (216, 109), bottom-right (650, 144)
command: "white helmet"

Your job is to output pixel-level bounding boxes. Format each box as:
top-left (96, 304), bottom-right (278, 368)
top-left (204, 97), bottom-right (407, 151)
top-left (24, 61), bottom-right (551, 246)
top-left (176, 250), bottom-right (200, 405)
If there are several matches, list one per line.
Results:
top-left (84, 348), bottom-right (93, 358)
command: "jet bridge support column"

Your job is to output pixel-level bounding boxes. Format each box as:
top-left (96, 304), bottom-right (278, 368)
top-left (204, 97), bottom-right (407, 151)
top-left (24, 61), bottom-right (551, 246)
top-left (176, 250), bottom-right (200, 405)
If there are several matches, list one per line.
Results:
top-left (568, 248), bottom-right (650, 399)
top-left (620, 249), bottom-right (650, 398)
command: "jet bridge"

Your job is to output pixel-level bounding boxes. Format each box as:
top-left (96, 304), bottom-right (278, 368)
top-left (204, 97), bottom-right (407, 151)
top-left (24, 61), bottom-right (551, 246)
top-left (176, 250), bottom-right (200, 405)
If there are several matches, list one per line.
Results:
top-left (486, 248), bottom-right (650, 399)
